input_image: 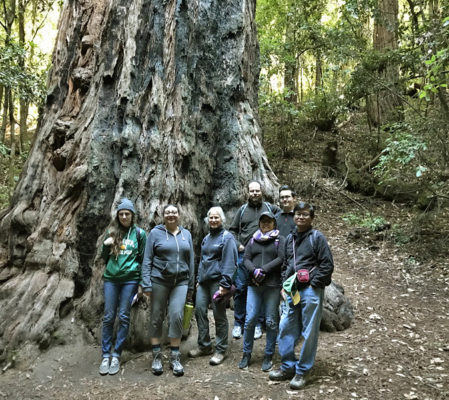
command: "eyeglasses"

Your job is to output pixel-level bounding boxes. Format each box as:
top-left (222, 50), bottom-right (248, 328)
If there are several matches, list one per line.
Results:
top-left (294, 212), bottom-right (311, 218)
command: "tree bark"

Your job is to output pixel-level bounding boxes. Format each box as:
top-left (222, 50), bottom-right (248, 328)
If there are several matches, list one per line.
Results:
top-left (0, 0), bottom-right (278, 361)
top-left (366, 0), bottom-right (403, 127)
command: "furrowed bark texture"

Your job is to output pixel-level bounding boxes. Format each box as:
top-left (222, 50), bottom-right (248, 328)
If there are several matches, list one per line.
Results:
top-left (0, 0), bottom-right (278, 360)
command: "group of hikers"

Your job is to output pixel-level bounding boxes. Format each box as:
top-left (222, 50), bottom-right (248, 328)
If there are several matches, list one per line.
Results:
top-left (99, 180), bottom-right (334, 390)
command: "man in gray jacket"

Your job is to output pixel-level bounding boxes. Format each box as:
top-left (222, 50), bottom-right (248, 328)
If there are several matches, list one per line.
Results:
top-left (229, 181), bottom-right (280, 339)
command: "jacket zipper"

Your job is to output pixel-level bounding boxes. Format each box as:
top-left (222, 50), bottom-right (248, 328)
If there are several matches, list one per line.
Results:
top-left (174, 231), bottom-right (180, 285)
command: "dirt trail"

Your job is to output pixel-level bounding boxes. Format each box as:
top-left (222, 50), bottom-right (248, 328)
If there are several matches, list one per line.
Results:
top-left (1, 194), bottom-right (448, 400)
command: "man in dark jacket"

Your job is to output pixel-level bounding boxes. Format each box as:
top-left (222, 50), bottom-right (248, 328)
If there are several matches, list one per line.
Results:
top-left (229, 181), bottom-right (281, 339)
top-left (269, 202), bottom-right (334, 390)
top-left (275, 185), bottom-right (297, 238)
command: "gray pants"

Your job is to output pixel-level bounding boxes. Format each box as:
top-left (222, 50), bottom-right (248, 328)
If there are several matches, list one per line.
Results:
top-left (195, 280), bottom-right (229, 354)
top-left (149, 281), bottom-right (188, 339)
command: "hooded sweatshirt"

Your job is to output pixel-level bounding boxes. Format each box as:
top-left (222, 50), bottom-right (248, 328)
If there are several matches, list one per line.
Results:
top-left (101, 225), bottom-right (146, 282)
top-left (140, 224), bottom-right (194, 292)
top-left (197, 226), bottom-right (238, 289)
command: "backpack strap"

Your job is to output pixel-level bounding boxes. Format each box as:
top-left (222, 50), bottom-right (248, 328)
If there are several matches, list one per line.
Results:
top-left (238, 204), bottom-right (248, 236)
top-left (308, 229), bottom-right (318, 257)
top-left (264, 201), bottom-right (272, 213)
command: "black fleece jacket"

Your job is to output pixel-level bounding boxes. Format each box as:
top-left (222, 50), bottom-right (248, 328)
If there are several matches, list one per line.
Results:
top-left (283, 227), bottom-right (334, 289)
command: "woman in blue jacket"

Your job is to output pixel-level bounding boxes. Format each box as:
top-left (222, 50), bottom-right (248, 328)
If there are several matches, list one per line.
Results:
top-left (188, 206), bottom-right (238, 366)
top-left (141, 204), bottom-right (194, 377)
top-left (99, 198), bottom-right (146, 376)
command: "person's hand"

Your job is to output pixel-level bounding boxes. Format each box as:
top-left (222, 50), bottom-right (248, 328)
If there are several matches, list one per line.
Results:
top-left (219, 286), bottom-right (229, 296)
top-left (280, 288), bottom-right (286, 301)
top-left (239, 244), bottom-right (245, 252)
top-left (253, 268), bottom-right (265, 284)
top-left (186, 290), bottom-right (193, 303)
top-left (104, 237), bottom-right (113, 246)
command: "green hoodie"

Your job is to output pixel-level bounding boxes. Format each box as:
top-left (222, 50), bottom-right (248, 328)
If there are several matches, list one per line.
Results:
top-left (101, 225), bottom-right (147, 282)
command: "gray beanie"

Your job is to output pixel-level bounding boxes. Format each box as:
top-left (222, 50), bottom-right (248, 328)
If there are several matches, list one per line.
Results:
top-left (117, 198), bottom-right (136, 214)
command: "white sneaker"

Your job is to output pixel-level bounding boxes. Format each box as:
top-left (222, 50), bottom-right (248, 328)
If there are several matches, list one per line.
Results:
top-left (109, 356), bottom-right (120, 375)
top-left (99, 357), bottom-right (110, 375)
top-left (254, 325), bottom-right (263, 340)
top-left (232, 325), bottom-right (242, 339)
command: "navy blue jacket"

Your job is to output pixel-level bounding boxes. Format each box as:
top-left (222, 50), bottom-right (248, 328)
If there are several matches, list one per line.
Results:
top-left (197, 227), bottom-right (238, 289)
top-left (284, 227), bottom-right (334, 289)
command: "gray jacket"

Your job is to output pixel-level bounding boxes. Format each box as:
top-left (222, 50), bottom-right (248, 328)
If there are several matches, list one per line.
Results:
top-left (141, 224), bottom-right (195, 292)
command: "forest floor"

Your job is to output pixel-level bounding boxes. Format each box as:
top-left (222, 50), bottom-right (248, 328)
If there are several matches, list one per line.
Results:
top-left (1, 165), bottom-right (449, 400)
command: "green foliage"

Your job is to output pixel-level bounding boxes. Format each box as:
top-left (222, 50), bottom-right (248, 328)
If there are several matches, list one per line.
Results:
top-left (342, 212), bottom-right (389, 232)
top-left (374, 122), bottom-right (428, 184)
top-left (419, 16), bottom-right (449, 101)
top-left (0, 39), bottom-right (49, 104)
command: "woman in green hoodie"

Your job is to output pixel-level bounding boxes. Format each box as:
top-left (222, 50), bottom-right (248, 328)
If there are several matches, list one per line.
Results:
top-left (99, 198), bottom-right (146, 376)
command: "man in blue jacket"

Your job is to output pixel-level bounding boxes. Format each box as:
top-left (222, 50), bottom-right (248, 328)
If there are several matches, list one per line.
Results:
top-left (269, 202), bottom-right (334, 390)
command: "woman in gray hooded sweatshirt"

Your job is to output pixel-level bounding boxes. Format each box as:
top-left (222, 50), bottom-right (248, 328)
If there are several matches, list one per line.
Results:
top-left (141, 204), bottom-right (194, 377)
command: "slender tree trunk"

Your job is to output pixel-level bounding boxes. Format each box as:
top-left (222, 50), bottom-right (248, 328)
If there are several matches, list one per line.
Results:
top-left (18, 0), bottom-right (28, 152)
top-left (0, 90), bottom-right (9, 143)
top-left (366, 0), bottom-right (403, 126)
top-left (0, 85), bottom-right (4, 143)
top-left (0, 0), bottom-right (278, 362)
top-left (283, 4), bottom-right (298, 103)
top-left (315, 52), bottom-right (322, 93)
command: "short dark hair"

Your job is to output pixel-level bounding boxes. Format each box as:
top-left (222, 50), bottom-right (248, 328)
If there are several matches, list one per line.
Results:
top-left (279, 184), bottom-right (297, 197)
top-left (293, 201), bottom-right (315, 218)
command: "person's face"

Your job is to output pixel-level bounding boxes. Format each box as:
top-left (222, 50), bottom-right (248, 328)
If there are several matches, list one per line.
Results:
top-left (208, 211), bottom-right (222, 229)
top-left (248, 182), bottom-right (262, 203)
top-left (259, 216), bottom-right (275, 233)
top-left (294, 209), bottom-right (313, 232)
top-left (118, 210), bottom-right (133, 228)
top-left (164, 206), bottom-right (179, 225)
top-left (279, 190), bottom-right (295, 211)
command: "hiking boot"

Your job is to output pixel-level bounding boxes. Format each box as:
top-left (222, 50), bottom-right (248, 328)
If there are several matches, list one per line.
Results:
top-left (261, 354), bottom-right (273, 372)
top-left (232, 325), bottom-right (242, 339)
top-left (290, 374), bottom-right (307, 390)
top-left (169, 351), bottom-right (184, 377)
top-left (238, 352), bottom-right (251, 369)
top-left (99, 357), bottom-right (110, 375)
top-left (151, 351), bottom-right (163, 376)
top-left (268, 367), bottom-right (295, 381)
top-left (109, 357), bottom-right (120, 375)
top-left (254, 325), bottom-right (263, 340)
top-left (188, 347), bottom-right (213, 358)
top-left (209, 352), bottom-right (226, 366)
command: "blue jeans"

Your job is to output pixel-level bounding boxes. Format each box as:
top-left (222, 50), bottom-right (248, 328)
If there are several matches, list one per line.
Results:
top-left (243, 285), bottom-right (280, 355)
top-left (233, 253), bottom-right (264, 329)
top-left (278, 286), bottom-right (324, 375)
top-left (101, 280), bottom-right (138, 358)
top-left (195, 280), bottom-right (229, 353)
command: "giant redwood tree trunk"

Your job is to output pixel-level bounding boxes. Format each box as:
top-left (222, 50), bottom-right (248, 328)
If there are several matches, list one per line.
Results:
top-left (0, 0), bottom-right (278, 362)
